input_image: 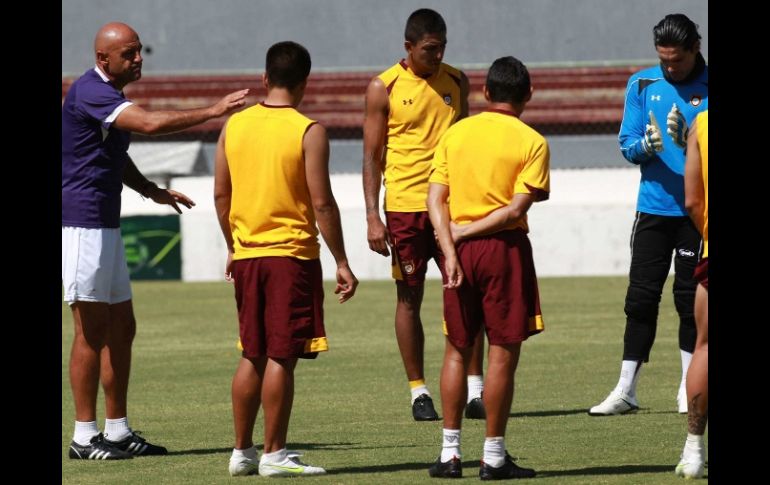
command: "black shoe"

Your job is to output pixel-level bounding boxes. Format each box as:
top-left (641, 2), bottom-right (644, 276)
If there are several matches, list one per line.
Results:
top-left (104, 429), bottom-right (168, 456)
top-left (428, 455), bottom-right (462, 478)
top-left (465, 397), bottom-right (486, 419)
top-left (479, 453), bottom-right (536, 480)
top-left (69, 433), bottom-right (133, 460)
top-left (413, 394), bottom-right (440, 421)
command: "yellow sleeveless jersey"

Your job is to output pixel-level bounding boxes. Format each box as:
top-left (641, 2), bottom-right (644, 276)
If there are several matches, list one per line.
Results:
top-left (225, 103), bottom-right (319, 260)
top-left (378, 61), bottom-right (463, 211)
top-left (430, 110), bottom-right (550, 233)
top-left (696, 110), bottom-right (708, 258)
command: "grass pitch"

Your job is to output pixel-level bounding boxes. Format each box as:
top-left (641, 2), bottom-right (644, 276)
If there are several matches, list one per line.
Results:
top-left (62, 277), bottom-right (706, 483)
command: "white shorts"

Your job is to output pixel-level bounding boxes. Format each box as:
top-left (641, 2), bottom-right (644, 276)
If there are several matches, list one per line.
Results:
top-left (62, 226), bottom-right (132, 305)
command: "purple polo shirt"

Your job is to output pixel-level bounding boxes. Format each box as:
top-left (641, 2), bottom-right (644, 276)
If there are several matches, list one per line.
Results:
top-left (62, 68), bottom-right (133, 228)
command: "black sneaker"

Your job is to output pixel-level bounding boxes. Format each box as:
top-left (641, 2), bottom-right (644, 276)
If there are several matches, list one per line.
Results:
top-left (104, 430), bottom-right (168, 456)
top-left (412, 394), bottom-right (440, 421)
top-left (465, 397), bottom-right (486, 419)
top-left (68, 433), bottom-right (133, 460)
top-left (428, 455), bottom-right (462, 478)
top-left (479, 453), bottom-right (536, 480)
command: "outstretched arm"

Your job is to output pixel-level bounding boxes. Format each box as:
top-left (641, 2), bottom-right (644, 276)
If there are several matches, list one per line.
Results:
top-left (114, 89), bottom-right (249, 136)
top-left (305, 123), bottom-right (358, 303)
top-left (683, 119), bottom-right (705, 235)
top-left (122, 155), bottom-right (195, 214)
top-left (362, 77), bottom-right (391, 257)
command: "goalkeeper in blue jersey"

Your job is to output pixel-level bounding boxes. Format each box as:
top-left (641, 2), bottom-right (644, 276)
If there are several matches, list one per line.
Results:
top-left (589, 13), bottom-right (708, 416)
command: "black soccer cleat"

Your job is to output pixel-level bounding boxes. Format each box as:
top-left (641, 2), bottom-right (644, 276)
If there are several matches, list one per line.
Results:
top-left (464, 397), bottom-right (486, 420)
top-left (428, 455), bottom-right (462, 478)
top-left (68, 433), bottom-right (134, 460)
top-left (412, 394), bottom-right (440, 421)
top-left (479, 453), bottom-right (536, 480)
top-left (104, 430), bottom-right (168, 456)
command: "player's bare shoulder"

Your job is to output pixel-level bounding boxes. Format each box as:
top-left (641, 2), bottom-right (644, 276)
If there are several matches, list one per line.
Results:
top-left (365, 77), bottom-right (390, 115)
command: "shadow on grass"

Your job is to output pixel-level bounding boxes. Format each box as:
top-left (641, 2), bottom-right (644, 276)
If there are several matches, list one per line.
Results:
top-left (329, 460), bottom-right (478, 475)
top-left (166, 442), bottom-right (419, 457)
top-left (509, 408), bottom-right (588, 418)
top-left (539, 464), bottom-right (675, 477)
top-left (167, 447), bottom-right (232, 456)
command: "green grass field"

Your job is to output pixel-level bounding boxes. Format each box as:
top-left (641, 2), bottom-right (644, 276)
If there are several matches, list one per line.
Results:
top-left (62, 277), bottom-right (706, 484)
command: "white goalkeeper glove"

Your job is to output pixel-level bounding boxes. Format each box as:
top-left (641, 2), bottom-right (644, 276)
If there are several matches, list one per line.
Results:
top-left (641, 110), bottom-right (663, 154)
top-left (666, 103), bottom-right (688, 148)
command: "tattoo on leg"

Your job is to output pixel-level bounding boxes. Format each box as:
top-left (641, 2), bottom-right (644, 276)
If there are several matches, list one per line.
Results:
top-left (687, 393), bottom-right (707, 435)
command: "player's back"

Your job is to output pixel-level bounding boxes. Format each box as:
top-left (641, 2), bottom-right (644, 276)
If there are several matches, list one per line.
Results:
top-left (225, 103), bottom-right (320, 260)
top-left (431, 111), bottom-right (550, 233)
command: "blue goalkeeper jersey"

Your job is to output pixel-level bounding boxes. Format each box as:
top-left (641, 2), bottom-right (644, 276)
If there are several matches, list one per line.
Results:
top-left (618, 54), bottom-right (708, 216)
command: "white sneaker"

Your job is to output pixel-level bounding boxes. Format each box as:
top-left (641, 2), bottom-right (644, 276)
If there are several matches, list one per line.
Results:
top-left (588, 389), bottom-right (639, 416)
top-left (259, 454), bottom-right (326, 477)
top-left (229, 456), bottom-right (259, 477)
top-left (677, 387), bottom-right (688, 414)
top-left (675, 446), bottom-right (705, 479)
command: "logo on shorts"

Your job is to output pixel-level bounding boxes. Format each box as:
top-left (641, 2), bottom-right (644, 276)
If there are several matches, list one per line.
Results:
top-left (678, 249), bottom-right (696, 257)
top-left (690, 95), bottom-right (703, 107)
top-left (443, 94), bottom-right (452, 105)
top-left (402, 259), bottom-right (416, 275)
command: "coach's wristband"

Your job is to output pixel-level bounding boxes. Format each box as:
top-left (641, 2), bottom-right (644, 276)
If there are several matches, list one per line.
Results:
top-left (140, 180), bottom-right (158, 198)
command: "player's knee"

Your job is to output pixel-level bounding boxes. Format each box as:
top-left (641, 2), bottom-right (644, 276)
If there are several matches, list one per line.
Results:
top-left (624, 284), bottom-right (662, 321)
top-left (673, 292), bottom-right (695, 317)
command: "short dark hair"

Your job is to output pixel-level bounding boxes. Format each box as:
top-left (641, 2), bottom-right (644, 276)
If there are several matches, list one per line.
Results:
top-left (404, 8), bottom-right (446, 43)
top-left (653, 14), bottom-right (701, 51)
top-left (485, 56), bottom-right (531, 105)
top-left (265, 41), bottom-right (311, 90)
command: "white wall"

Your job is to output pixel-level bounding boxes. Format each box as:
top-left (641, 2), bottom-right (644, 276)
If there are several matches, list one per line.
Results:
top-left (122, 168), bottom-right (642, 281)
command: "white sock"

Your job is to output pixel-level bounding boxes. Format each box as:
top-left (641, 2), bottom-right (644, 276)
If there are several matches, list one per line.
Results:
top-left (467, 375), bottom-right (484, 402)
top-left (440, 429), bottom-right (461, 462)
top-left (617, 360), bottom-right (642, 397)
top-left (73, 420), bottom-right (99, 446)
top-left (260, 448), bottom-right (288, 464)
top-left (683, 433), bottom-right (704, 454)
top-left (231, 445), bottom-right (258, 462)
top-left (680, 350), bottom-right (693, 390)
top-left (483, 436), bottom-right (506, 468)
top-left (104, 417), bottom-right (131, 442)
top-left (410, 385), bottom-right (430, 404)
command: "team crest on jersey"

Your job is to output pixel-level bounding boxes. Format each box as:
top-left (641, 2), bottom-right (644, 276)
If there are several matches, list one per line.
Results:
top-left (690, 95), bottom-right (703, 107)
top-left (402, 259), bottom-right (415, 275)
top-left (443, 94), bottom-right (452, 105)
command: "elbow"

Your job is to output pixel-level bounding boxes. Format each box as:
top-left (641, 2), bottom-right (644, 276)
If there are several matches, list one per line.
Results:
top-left (506, 207), bottom-right (524, 223)
top-left (313, 199), bottom-right (337, 215)
top-left (684, 200), bottom-right (698, 219)
top-left (142, 121), bottom-right (165, 136)
top-left (214, 191), bottom-right (230, 209)
top-left (133, 116), bottom-right (165, 136)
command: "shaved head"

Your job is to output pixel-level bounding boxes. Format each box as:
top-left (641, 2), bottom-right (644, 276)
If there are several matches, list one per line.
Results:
top-left (94, 22), bottom-right (143, 89)
top-left (94, 22), bottom-right (139, 56)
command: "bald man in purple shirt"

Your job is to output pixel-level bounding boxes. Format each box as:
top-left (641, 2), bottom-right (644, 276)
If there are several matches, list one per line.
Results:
top-left (63, 22), bottom-right (248, 460)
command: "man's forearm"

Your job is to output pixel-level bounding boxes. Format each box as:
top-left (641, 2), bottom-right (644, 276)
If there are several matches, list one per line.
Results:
top-left (316, 201), bottom-right (349, 265)
top-left (362, 157), bottom-right (383, 218)
top-left (122, 157), bottom-right (156, 196)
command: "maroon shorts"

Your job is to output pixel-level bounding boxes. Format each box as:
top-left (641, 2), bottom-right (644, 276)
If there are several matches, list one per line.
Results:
top-left (441, 229), bottom-right (544, 348)
top-left (693, 257), bottom-right (708, 290)
top-left (386, 211), bottom-right (439, 287)
top-left (233, 257), bottom-right (327, 359)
